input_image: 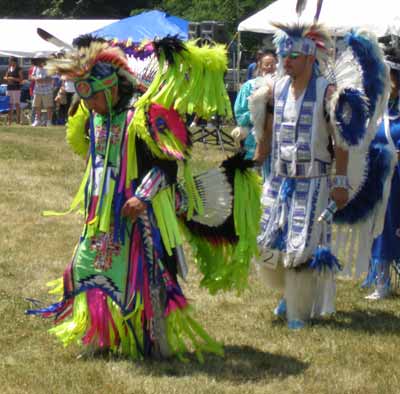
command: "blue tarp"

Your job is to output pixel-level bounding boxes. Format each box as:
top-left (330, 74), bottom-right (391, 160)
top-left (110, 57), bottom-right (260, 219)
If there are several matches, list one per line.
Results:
top-left (91, 10), bottom-right (188, 42)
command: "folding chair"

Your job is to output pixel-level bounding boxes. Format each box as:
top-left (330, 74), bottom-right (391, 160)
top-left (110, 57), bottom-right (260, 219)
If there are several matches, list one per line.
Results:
top-left (0, 95), bottom-right (10, 124)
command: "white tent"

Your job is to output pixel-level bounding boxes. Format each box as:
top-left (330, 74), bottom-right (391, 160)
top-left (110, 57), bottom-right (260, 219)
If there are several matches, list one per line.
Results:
top-left (238, 0), bottom-right (400, 36)
top-left (234, 0), bottom-right (400, 88)
top-left (0, 19), bottom-right (118, 58)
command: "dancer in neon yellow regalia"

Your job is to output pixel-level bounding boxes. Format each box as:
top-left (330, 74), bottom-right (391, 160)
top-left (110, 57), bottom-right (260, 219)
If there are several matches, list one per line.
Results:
top-left (27, 36), bottom-right (261, 361)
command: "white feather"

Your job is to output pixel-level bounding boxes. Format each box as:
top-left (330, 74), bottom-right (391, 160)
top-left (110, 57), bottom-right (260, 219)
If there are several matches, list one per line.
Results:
top-left (333, 126), bottom-right (397, 279)
top-left (248, 77), bottom-right (274, 143)
top-left (328, 30), bottom-right (390, 151)
top-left (325, 48), bottom-right (364, 90)
top-left (127, 53), bottom-right (158, 87)
top-left (191, 168), bottom-right (233, 226)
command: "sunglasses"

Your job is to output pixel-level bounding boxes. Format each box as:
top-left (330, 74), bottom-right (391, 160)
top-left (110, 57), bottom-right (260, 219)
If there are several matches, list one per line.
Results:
top-left (281, 52), bottom-right (302, 60)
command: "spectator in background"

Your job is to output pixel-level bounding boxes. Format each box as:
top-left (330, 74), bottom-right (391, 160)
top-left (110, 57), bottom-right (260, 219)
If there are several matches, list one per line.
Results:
top-left (64, 76), bottom-right (75, 114)
top-left (246, 49), bottom-right (264, 81)
top-left (28, 59), bottom-right (38, 124)
top-left (233, 51), bottom-right (277, 172)
top-left (4, 56), bottom-right (23, 125)
top-left (259, 50), bottom-right (277, 76)
top-left (28, 59), bottom-right (36, 98)
top-left (60, 75), bottom-right (76, 121)
top-left (30, 57), bottom-right (54, 127)
top-left (54, 75), bottom-right (76, 125)
top-left (54, 77), bottom-right (67, 125)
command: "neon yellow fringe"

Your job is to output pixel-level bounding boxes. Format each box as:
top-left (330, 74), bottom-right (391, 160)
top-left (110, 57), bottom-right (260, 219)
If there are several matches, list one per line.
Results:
top-left (183, 161), bottom-right (204, 219)
top-left (45, 283), bottom-right (223, 361)
top-left (181, 168), bottom-right (262, 294)
top-left (65, 102), bottom-right (90, 158)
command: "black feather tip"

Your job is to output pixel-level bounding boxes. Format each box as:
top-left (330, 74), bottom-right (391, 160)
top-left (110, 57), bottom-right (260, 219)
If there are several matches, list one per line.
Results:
top-left (72, 34), bottom-right (107, 49)
top-left (153, 35), bottom-right (186, 64)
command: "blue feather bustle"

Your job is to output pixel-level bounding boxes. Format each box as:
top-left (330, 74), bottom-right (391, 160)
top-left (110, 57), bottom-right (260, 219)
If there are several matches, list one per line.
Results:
top-left (345, 30), bottom-right (387, 118)
top-left (334, 30), bottom-right (387, 147)
top-left (334, 88), bottom-right (369, 146)
top-left (309, 246), bottom-right (341, 272)
top-left (334, 142), bottom-right (393, 224)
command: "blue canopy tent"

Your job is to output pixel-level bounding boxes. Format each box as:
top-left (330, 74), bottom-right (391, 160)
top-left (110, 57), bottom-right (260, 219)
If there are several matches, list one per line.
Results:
top-left (90, 10), bottom-right (188, 42)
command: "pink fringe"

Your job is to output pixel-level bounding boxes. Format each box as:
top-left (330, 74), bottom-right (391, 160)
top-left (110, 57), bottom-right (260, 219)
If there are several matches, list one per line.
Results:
top-left (161, 146), bottom-right (184, 160)
top-left (83, 288), bottom-right (118, 348)
top-left (165, 294), bottom-right (188, 316)
top-left (126, 226), bottom-right (153, 321)
top-left (86, 196), bottom-right (99, 223)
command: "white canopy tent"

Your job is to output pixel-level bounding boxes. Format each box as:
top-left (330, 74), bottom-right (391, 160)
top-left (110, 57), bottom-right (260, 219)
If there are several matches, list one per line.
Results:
top-left (238, 0), bottom-right (400, 36)
top-left (235, 0), bottom-right (400, 88)
top-left (0, 19), bottom-right (117, 58)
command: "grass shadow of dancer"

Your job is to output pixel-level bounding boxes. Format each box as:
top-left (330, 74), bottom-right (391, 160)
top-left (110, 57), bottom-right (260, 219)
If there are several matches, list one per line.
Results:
top-left (131, 344), bottom-right (308, 383)
top-left (311, 308), bottom-right (400, 334)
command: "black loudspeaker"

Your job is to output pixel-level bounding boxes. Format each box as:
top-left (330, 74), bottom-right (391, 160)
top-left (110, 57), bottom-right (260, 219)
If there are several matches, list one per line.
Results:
top-left (188, 22), bottom-right (201, 40)
top-left (199, 21), bottom-right (228, 44)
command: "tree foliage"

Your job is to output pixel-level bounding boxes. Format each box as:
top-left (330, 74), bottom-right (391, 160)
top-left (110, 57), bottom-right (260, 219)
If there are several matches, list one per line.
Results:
top-left (0, 0), bottom-right (274, 60)
top-left (0, 0), bottom-right (274, 37)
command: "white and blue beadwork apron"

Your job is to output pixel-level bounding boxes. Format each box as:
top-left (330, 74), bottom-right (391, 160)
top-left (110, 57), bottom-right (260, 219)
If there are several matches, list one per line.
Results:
top-left (258, 75), bottom-right (333, 268)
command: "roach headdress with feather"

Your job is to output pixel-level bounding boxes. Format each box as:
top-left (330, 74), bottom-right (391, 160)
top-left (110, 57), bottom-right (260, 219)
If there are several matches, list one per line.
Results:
top-left (272, 22), bottom-right (333, 70)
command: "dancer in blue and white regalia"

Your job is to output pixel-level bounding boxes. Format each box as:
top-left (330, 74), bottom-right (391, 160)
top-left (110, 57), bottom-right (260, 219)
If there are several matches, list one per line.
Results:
top-left (251, 23), bottom-right (346, 329)
top-left (363, 47), bottom-right (400, 300)
top-left (250, 20), bottom-right (389, 328)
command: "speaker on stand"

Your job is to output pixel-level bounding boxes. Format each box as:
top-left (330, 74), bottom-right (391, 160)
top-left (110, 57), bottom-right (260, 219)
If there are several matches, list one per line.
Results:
top-left (187, 21), bottom-right (235, 151)
top-left (199, 21), bottom-right (228, 44)
top-left (188, 22), bottom-right (201, 41)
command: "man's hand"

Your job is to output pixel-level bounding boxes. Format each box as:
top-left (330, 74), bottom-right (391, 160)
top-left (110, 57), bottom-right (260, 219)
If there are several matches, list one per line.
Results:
top-left (330, 187), bottom-right (349, 210)
top-left (121, 197), bottom-right (147, 222)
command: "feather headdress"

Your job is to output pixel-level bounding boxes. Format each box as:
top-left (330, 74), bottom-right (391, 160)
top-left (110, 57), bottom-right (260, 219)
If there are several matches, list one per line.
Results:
top-left (46, 40), bottom-right (138, 87)
top-left (272, 22), bottom-right (333, 71)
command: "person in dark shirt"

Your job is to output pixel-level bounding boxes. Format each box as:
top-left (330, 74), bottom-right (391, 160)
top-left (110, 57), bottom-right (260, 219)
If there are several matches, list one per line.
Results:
top-left (4, 56), bottom-right (23, 126)
top-left (246, 49), bottom-right (265, 81)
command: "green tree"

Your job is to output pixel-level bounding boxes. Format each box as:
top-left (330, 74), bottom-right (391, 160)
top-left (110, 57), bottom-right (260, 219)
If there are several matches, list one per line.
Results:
top-left (0, 0), bottom-right (273, 32)
top-left (0, 0), bottom-right (51, 18)
top-left (161, 0), bottom-right (273, 36)
top-left (41, 0), bottom-right (135, 18)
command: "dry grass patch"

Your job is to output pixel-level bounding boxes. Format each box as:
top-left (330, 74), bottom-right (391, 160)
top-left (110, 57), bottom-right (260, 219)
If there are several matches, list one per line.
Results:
top-left (1, 125), bottom-right (400, 394)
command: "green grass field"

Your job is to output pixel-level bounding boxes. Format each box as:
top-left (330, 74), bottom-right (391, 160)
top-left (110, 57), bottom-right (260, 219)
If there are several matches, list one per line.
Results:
top-left (1, 125), bottom-right (400, 394)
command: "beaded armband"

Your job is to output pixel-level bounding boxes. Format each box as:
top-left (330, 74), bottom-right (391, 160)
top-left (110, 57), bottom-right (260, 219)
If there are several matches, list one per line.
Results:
top-left (331, 175), bottom-right (351, 190)
top-left (135, 167), bottom-right (166, 202)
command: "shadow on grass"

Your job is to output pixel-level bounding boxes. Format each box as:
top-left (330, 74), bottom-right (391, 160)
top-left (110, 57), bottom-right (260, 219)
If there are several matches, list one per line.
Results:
top-left (133, 345), bottom-right (308, 383)
top-left (312, 308), bottom-right (400, 333)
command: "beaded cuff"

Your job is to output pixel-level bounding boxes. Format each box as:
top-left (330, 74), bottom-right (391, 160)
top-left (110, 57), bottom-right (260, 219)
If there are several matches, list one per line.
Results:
top-left (331, 175), bottom-right (351, 190)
